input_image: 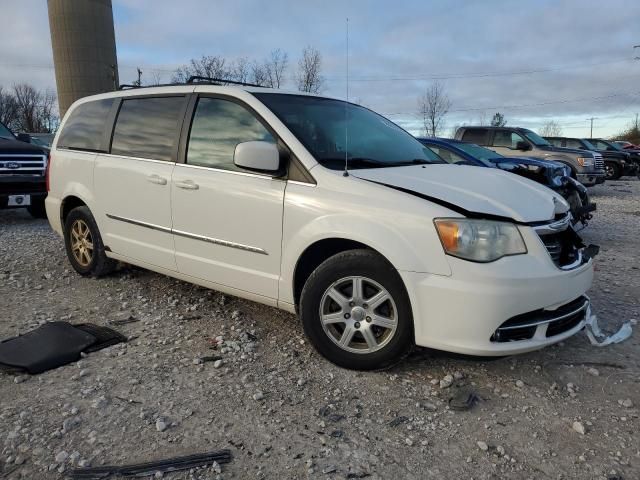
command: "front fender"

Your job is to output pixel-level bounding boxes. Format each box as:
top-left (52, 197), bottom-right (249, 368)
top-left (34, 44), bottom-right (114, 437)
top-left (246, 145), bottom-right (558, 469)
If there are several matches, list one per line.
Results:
top-left (278, 180), bottom-right (454, 305)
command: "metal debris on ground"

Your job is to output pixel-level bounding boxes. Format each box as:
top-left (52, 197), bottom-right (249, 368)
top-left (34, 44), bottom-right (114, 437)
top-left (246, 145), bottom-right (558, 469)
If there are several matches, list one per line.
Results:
top-left (584, 306), bottom-right (633, 347)
top-left (448, 390), bottom-right (481, 411)
top-left (68, 449), bottom-right (232, 479)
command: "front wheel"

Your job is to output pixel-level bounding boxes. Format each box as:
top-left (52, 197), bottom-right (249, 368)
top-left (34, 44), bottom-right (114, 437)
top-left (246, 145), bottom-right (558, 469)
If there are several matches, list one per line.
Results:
top-left (604, 161), bottom-right (621, 180)
top-left (299, 249), bottom-right (413, 370)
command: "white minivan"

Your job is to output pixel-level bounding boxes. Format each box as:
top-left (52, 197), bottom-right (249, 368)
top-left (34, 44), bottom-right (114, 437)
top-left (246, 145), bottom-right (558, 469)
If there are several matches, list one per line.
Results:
top-left (46, 82), bottom-right (595, 370)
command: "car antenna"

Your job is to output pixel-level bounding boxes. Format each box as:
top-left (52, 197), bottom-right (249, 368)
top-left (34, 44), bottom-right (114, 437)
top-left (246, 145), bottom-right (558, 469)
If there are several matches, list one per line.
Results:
top-left (343, 17), bottom-right (350, 177)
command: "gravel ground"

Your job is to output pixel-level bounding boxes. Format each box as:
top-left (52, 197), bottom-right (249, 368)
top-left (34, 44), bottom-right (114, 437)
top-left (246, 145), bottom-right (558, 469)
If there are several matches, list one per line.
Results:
top-left (0, 179), bottom-right (638, 480)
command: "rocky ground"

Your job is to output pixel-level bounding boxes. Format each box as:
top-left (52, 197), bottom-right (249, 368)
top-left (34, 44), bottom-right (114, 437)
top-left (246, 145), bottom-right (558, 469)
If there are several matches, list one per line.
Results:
top-left (0, 179), bottom-right (638, 480)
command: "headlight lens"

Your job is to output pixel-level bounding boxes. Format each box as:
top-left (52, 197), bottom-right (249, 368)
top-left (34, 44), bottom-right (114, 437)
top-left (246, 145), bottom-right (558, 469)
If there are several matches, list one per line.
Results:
top-left (434, 219), bottom-right (527, 262)
top-left (577, 156), bottom-right (593, 167)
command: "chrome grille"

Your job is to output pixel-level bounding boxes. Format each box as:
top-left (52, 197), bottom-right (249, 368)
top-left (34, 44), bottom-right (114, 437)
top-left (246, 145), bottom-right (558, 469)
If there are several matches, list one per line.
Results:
top-left (593, 153), bottom-right (604, 170)
top-left (0, 154), bottom-right (47, 176)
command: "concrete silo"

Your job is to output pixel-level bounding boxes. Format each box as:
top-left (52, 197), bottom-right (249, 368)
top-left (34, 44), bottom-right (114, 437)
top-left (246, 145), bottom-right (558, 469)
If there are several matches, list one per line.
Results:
top-left (47, 0), bottom-right (119, 117)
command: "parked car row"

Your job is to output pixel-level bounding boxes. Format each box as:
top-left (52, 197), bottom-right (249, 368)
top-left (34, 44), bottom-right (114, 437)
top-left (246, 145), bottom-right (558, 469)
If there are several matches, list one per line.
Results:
top-left (545, 137), bottom-right (640, 180)
top-left (41, 80), bottom-right (598, 370)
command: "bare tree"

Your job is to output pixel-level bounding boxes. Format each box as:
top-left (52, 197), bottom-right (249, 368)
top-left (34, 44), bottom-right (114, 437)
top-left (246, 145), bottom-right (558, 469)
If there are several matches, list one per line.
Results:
top-left (230, 57), bottom-right (251, 83)
top-left (172, 55), bottom-right (228, 83)
top-left (490, 112), bottom-right (507, 127)
top-left (295, 46), bottom-right (324, 93)
top-left (148, 71), bottom-right (164, 86)
top-left (250, 61), bottom-right (270, 86)
top-left (264, 49), bottom-right (288, 88)
top-left (11, 84), bottom-right (58, 133)
top-left (418, 81), bottom-right (452, 137)
top-left (540, 120), bottom-right (563, 137)
top-left (0, 86), bottom-right (18, 129)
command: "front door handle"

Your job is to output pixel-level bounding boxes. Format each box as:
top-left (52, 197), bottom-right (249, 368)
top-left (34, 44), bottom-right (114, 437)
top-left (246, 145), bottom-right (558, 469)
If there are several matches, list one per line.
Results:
top-left (147, 174), bottom-right (167, 185)
top-left (175, 180), bottom-right (199, 190)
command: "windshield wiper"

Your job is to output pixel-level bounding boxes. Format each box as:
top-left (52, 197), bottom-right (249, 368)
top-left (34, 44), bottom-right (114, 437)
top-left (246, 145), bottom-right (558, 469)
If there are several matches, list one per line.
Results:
top-left (393, 159), bottom-right (436, 166)
top-left (318, 157), bottom-right (391, 168)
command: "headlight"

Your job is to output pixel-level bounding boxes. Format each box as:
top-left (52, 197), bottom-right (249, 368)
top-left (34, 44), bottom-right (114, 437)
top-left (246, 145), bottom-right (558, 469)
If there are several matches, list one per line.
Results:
top-left (577, 157), bottom-right (593, 167)
top-left (434, 219), bottom-right (527, 262)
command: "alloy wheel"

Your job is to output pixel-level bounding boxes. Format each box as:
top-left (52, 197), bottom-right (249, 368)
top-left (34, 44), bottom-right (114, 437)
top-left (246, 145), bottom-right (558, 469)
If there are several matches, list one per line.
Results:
top-left (319, 276), bottom-right (398, 354)
top-left (70, 219), bottom-right (94, 267)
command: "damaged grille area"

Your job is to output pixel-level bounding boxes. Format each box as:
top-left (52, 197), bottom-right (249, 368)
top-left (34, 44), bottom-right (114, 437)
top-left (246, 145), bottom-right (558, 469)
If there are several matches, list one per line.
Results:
top-left (534, 216), bottom-right (584, 269)
top-left (491, 296), bottom-right (589, 343)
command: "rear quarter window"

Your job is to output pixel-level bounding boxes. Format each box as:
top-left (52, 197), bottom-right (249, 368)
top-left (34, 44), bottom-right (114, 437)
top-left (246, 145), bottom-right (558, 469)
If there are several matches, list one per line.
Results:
top-left (461, 129), bottom-right (489, 145)
top-left (57, 99), bottom-right (114, 152)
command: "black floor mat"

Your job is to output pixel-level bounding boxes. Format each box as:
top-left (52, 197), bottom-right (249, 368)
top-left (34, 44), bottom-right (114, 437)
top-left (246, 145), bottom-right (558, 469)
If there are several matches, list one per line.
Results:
top-left (0, 322), bottom-right (127, 374)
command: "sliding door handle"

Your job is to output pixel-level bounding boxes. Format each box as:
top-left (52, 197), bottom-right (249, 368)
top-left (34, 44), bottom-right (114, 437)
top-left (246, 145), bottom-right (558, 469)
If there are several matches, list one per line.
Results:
top-left (146, 174), bottom-right (167, 185)
top-left (175, 180), bottom-right (199, 190)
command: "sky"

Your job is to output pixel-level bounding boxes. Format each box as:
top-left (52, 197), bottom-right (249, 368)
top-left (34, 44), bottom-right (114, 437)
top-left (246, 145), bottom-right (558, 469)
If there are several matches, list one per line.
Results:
top-left (1, 0), bottom-right (639, 138)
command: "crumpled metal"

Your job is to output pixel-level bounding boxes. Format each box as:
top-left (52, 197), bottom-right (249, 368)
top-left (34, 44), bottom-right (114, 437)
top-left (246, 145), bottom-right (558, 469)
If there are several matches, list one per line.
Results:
top-left (584, 305), bottom-right (633, 347)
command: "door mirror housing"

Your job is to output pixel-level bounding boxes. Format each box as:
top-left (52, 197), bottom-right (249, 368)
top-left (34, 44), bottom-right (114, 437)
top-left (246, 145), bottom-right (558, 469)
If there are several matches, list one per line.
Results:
top-left (515, 140), bottom-right (531, 151)
top-left (234, 141), bottom-right (281, 174)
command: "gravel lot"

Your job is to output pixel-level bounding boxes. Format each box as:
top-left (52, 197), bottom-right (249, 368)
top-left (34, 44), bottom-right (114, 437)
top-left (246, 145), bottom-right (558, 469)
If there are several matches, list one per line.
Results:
top-left (1, 179), bottom-right (638, 480)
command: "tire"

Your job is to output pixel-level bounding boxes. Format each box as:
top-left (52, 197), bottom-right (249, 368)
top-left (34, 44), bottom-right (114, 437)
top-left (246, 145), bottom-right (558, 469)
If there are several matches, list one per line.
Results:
top-left (63, 206), bottom-right (117, 277)
top-left (27, 200), bottom-right (47, 219)
top-left (300, 249), bottom-right (413, 370)
top-left (604, 161), bottom-right (621, 180)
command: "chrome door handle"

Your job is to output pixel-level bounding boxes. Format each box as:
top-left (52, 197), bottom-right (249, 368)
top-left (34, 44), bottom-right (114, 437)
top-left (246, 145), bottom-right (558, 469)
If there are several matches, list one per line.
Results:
top-left (175, 180), bottom-right (199, 190)
top-left (147, 174), bottom-right (167, 185)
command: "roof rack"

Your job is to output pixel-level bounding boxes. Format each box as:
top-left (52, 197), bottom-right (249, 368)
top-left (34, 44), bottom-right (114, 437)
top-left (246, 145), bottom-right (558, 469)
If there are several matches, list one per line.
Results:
top-left (186, 76), bottom-right (262, 87)
top-left (116, 76), bottom-right (264, 91)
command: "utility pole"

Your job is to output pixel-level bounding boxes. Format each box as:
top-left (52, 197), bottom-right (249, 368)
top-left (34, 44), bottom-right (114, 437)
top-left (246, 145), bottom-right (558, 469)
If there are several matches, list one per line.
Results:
top-left (587, 117), bottom-right (596, 138)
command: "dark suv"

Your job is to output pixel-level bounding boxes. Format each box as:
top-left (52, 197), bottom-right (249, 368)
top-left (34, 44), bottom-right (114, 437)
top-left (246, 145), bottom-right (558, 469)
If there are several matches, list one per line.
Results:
top-left (545, 137), bottom-right (637, 180)
top-left (454, 126), bottom-right (606, 186)
top-left (0, 121), bottom-right (48, 218)
top-left (587, 138), bottom-right (640, 179)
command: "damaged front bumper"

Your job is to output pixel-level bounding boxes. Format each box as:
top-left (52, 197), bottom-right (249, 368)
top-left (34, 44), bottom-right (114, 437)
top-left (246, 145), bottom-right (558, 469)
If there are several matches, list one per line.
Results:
top-left (401, 219), bottom-right (597, 356)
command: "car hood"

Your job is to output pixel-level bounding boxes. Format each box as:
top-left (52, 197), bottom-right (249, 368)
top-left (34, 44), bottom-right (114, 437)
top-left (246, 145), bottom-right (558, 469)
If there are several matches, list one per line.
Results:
top-left (0, 137), bottom-right (47, 155)
top-left (491, 156), bottom-right (564, 169)
top-left (353, 164), bottom-right (568, 223)
top-left (537, 145), bottom-right (594, 157)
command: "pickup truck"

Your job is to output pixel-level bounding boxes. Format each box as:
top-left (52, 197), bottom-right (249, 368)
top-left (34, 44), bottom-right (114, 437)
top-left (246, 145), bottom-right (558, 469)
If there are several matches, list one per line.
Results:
top-left (0, 121), bottom-right (49, 218)
top-left (454, 126), bottom-right (606, 186)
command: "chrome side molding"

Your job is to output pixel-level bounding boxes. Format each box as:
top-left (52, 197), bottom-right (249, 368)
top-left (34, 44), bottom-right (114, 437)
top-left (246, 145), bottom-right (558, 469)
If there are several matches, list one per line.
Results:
top-left (106, 214), bottom-right (268, 255)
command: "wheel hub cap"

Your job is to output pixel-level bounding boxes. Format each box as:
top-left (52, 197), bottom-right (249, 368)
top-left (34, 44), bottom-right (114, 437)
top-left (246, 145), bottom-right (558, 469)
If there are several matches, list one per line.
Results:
top-left (319, 276), bottom-right (398, 354)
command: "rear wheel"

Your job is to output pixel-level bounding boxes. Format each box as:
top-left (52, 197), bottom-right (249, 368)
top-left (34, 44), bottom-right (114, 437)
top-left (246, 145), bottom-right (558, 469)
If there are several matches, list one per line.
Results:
top-left (64, 206), bottom-right (117, 277)
top-left (300, 249), bottom-right (413, 370)
top-left (604, 161), bottom-right (621, 180)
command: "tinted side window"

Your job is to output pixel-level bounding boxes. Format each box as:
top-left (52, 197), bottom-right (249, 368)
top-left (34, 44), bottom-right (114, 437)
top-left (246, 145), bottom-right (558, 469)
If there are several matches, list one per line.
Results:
top-left (461, 129), bottom-right (489, 145)
top-left (546, 138), bottom-right (563, 147)
top-left (186, 97), bottom-right (275, 171)
top-left (57, 99), bottom-right (114, 152)
top-left (111, 96), bottom-right (185, 161)
top-left (428, 146), bottom-right (465, 164)
top-left (493, 130), bottom-right (526, 148)
top-left (565, 139), bottom-right (584, 149)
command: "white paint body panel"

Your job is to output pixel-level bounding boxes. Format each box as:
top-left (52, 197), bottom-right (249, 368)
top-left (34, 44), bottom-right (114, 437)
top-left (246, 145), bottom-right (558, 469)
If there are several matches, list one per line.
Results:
top-left (171, 164), bottom-right (286, 299)
top-left (46, 85), bottom-right (594, 357)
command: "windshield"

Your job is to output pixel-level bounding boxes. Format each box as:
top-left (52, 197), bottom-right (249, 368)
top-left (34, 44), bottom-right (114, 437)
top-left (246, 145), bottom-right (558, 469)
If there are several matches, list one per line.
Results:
top-left (602, 140), bottom-right (623, 151)
top-left (581, 139), bottom-right (598, 150)
top-left (453, 142), bottom-right (503, 165)
top-left (0, 122), bottom-right (15, 140)
top-left (254, 93), bottom-right (444, 169)
top-left (521, 129), bottom-right (551, 147)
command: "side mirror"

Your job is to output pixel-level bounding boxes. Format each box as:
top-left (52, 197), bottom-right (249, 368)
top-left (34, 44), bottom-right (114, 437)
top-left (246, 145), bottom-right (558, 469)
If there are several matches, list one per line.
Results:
top-left (234, 141), bottom-right (281, 174)
top-left (515, 141), bottom-right (530, 151)
top-left (17, 133), bottom-right (32, 143)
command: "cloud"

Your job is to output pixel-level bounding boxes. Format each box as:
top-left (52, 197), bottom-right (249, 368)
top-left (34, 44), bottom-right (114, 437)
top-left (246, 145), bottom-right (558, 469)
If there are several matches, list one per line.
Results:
top-left (1, 0), bottom-right (638, 137)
